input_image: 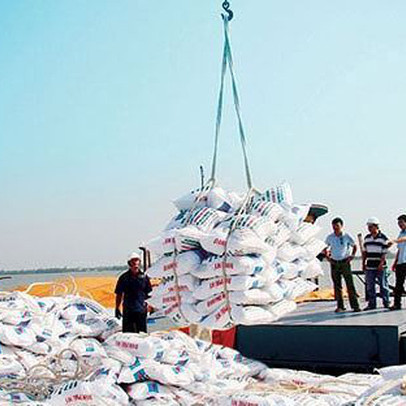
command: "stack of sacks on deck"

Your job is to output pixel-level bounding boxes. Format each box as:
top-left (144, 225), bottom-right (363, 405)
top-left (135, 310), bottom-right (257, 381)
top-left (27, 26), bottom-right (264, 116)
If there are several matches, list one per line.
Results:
top-left (0, 291), bottom-right (393, 405)
top-left (105, 330), bottom-right (380, 406)
top-left (146, 182), bottom-right (326, 329)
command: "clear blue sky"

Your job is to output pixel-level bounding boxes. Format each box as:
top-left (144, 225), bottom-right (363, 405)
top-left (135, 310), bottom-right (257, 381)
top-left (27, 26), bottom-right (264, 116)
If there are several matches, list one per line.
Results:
top-left (1, 1), bottom-right (405, 270)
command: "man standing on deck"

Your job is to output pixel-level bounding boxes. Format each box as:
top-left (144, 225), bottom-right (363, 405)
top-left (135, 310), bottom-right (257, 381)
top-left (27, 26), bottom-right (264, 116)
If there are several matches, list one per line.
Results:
top-left (115, 252), bottom-right (152, 333)
top-left (362, 217), bottom-right (391, 311)
top-left (324, 217), bottom-right (360, 313)
top-left (390, 214), bottom-right (406, 310)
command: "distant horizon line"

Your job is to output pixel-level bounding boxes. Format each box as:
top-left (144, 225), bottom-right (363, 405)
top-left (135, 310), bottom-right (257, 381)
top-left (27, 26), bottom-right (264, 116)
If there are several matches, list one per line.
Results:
top-left (0, 264), bottom-right (127, 275)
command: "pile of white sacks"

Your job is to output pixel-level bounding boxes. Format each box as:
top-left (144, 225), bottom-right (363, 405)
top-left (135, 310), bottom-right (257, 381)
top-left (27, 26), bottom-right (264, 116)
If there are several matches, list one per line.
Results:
top-left (146, 183), bottom-right (326, 328)
top-left (0, 290), bottom-right (405, 405)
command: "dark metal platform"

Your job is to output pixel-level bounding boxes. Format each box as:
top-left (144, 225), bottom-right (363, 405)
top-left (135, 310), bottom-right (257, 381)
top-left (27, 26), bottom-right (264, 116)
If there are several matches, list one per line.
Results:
top-left (235, 301), bottom-right (406, 374)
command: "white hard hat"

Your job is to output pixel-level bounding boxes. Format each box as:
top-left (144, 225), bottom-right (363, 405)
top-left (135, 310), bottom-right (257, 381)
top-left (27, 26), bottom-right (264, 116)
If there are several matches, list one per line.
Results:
top-left (128, 252), bottom-right (141, 261)
top-left (366, 217), bottom-right (380, 226)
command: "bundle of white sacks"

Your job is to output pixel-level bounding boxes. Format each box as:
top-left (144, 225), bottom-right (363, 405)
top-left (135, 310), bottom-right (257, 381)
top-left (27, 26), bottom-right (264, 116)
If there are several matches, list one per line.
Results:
top-left (146, 183), bottom-right (326, 329)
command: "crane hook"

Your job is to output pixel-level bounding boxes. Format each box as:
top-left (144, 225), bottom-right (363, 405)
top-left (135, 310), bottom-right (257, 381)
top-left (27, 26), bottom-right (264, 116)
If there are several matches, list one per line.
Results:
top-left (222, 0), bottom-right (234, 21)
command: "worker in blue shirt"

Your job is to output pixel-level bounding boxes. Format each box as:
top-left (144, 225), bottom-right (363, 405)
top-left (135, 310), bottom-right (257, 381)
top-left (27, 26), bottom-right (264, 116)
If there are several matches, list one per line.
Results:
top-left (324, 217), bottom-right (360, 313)
top-left (115, 252), bottom-right (152, 333)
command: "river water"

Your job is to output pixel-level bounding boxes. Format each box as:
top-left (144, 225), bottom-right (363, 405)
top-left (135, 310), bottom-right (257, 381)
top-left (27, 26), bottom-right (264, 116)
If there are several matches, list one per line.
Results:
top-left (0, 258), bottom-right (396, 299)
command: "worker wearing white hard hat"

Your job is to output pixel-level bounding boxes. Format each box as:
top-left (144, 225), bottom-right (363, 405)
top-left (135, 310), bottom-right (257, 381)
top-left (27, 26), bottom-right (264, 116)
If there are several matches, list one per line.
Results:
top-left (128, 252), bottom-right (141, 262)
top-left (362, 218), bottom-right (391, 311)
top-left (115, 251), bottom-right (152, 333)
top-left (366, 217), bottom-right (380, 226)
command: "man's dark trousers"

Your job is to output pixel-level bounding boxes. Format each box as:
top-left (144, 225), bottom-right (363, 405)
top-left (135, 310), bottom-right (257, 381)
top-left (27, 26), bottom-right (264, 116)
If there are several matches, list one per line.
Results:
top-left (122, 310), bottom-right (147, 333)
top-left (394, 263), bottom-right (406, 309)
top-left (331, 259), bottom-right (359, 310)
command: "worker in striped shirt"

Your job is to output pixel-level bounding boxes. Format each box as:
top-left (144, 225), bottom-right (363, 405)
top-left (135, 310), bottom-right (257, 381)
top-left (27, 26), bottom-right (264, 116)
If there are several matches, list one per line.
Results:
top-left (362, 217), bottom-right (391, 311)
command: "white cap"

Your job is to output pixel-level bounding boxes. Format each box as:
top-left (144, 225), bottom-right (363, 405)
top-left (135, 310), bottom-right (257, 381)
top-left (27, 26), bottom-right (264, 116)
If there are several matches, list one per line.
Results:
top-left (128, 252), bottom-right (141, 261)
top-left (366, 217), bottom-right (380, 226)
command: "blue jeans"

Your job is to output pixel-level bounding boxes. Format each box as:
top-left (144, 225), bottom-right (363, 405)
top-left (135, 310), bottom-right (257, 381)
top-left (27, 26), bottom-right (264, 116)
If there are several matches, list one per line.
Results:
top-left (366, 269), bottom-right (390, 308)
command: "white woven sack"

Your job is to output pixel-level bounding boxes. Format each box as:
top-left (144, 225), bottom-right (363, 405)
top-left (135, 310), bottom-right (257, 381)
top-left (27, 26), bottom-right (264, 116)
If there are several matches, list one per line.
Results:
top-left (227, 229), bottom-right (270, 256)
top-left (146, 231), bottom-right (176, 258)
top-left (201, 228), bottom-right (271, 256)
top-left (0, 343), bottom-right (17, 357)
top-left (266, 223), bottom-right (292, 247)
top-left (104, 333), bottom-right (168, 360)
top-left (147, 250), bottom-right (203, 278)
top-left (187, 207), bottom-right (227, 232)
top-left (302, 238), bottom-right (326, 260)
top-left (173, 186), bottom-right (234, 213)
top-left (194, 275), bottom-right (266, 301)
top-left (127, 381), bottom-right (171, 401)
top-left (161, 302), bottom-right (201, 325)
top-left (147, 291), bottom-right (195, 308)
top-left (70, 338), bottom-right (107, 368)
top-left (193, 255), bottom-right (268, 279)
top-left (231, 305), bottom-right (276, 325)
top-left (0, 323), bottom-right (36, 347)
top-left (195, 292), bottom-right (227, 316)
top-left (199, 227), bottom-right (228, 255)
top-left (290, 223), bottom-right (321, 245)
top-left (377, 364), bottom-right (406, 381)
top-left (119, 357), bottom-right (194, 386)
top-left (47, 380), bottom-right (128, 406)
top-left (256, 182), bottom-right (294, 207)
top-left (227, 214), bottom-right (276, 239)
top-left (173, 189), bottom-right (205, 211)
top-left (0, 355), bottom-right (25, 378)
top-left (267, 300), bottom-right (297, 319)
top-left (175, 225), bottom-right (205, 252)
top-left (275, 261), bottom-right (300, 280)
top-left (207, 187), bottom-right (235, 213)
top-left (229, 289), bottom-right (274, 305)
top-left (152, 274), bottom-right (197, 297)
top-left (281, 204), bottom-right (310, 230)
top-left (165, 209), bottom-right (191, 231)
top-left (300, 259), bottom-right (323, 279)
top-left (263, 283), bottom-right (285, 303)
top-left (278, 278), bottom-right (317, 300)
top-left (200, 303), bottom-right (232, 329)
top-left (249, 201), bottom-right (284, 221)
top-left (277, 243), bottom-right (307, 262)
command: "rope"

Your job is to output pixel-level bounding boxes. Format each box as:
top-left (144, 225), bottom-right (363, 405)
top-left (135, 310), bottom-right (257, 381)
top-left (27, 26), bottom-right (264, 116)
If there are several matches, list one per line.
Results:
top-left (68, 275), bottom-right (79, 295)
top-left (245, 377), bottom-right (368, 397)
top-left (210, 27), bottom-right (228, 184)
top-left (223, 17), bottom-right (253, 190)
top-left (23, 281), bottom-right (69, 296)
top-left (0, 348), bottom-right (92, 401)
top-left (210, 16), bottom-right (253, 190)
top-left (23, 277), bottom-right (95, 302)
